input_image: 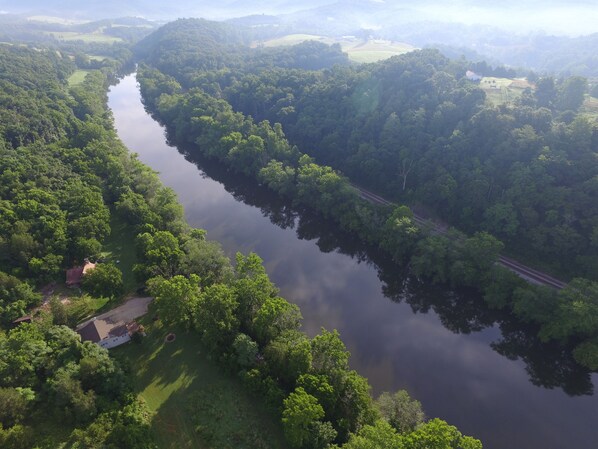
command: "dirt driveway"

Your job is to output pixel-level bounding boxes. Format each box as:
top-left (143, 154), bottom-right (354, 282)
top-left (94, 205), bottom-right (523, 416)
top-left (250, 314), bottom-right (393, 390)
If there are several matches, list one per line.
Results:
top-left (77, 296), bottom-right (153, 329)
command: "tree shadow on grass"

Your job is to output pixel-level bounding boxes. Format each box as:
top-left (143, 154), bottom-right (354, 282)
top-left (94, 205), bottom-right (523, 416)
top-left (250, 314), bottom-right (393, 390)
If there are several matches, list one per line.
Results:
top-left (117, 321), bottom-right (286, 449)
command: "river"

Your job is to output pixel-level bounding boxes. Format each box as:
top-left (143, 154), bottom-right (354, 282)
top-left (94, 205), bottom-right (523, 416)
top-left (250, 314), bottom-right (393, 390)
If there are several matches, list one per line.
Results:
top-left (108, 74), bottom-right (598, 449)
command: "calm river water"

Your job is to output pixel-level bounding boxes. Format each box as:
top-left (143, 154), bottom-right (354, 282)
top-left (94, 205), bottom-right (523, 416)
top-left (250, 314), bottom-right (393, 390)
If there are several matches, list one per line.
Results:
top-left (108, 74), bottom-right (598, 449)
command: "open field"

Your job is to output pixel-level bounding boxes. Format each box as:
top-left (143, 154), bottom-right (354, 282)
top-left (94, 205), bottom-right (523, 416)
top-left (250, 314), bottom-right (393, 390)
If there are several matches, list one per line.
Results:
top-left (46, 31), bottom-right (122, 43)
top-left (101, 215), bottom-right (140, 293)
top-left (480, 77), bottom-right (532, 106)
top-left (580, 95), bottom-right (598, 121)
top-left (259, 34), bottom-right (416, 63)
top-left (27, 15), bottom-right (88, 25)
top-left (260, 33), bottom-right (331, 47)
top-left (345, 39), bottom-right (415, 63)
top-left (113, 321), bottom-right (286, 449)
top-left (67, 69), bottom-right (89, 86)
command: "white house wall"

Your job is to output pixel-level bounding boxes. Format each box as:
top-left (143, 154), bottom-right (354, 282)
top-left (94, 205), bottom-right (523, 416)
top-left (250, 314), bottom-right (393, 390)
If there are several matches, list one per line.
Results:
top-left (98, 334), bottom-right (131, 349)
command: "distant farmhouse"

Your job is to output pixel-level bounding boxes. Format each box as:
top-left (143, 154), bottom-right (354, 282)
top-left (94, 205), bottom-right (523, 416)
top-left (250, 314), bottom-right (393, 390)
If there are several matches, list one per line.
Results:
top-left (465, 70), bottom-right (482, 82)
top-left (77, 319), bottom-right (141, 349)
top-left (66, 260), bottom-right (96, 286)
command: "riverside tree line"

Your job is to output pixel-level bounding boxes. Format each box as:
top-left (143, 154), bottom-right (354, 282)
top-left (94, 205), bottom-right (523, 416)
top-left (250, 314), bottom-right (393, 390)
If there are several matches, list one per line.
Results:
top-left (0, 32), bottom-right (482, 449)
top-left (134, 18), bottom-right (598, 373)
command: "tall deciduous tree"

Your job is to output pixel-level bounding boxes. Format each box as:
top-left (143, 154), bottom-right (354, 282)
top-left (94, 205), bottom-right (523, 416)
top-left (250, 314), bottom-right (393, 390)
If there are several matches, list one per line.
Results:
top-left (147, 274), bottom-right (201, 325)
top-left (193, 283), bottom-right (239, 352)
top-left (376, 390), bottom-right (425, 434)
top-left (282, 387), bottom-right (325, 448)
top-left (82, 263), bottom-right (124, 299)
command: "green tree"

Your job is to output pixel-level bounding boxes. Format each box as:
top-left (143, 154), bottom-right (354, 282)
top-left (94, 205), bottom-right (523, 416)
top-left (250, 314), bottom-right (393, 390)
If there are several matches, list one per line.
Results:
top-left (297, 374), bottom-right (335, 416)
top-left (539, 278), bottom-right (598, 341)
top-left (180, 237), bottom-right (233, 286)
top-left (259, 160), bottom-right (296, 196)
top-left (147, 274), bottom-right (201, 325)
top-left (50, 296), bottom-right (68, 325)
top-left (411, 235), bottom-right (451, 284)
top-left (48, 364), bottom-right (97, 424)
top-left (82, 263), bottom-right (124, 299)
top-left (282, 387), bottom-right (325, 448)
top-left (232, 333), bottom-right (259, 368)
top-left (0, 388), bottom-right (32, 427)
top-left (134, 230), bottom-right (183, 279)
top-left (193, 283), bottom-right (239, 353)
top-left (335, 370), bottom-right (377, 440)
top-left (573, 339), bottom-right (598, 370)
top-left (311, 329), bottom-right (350, 375)
top-left (0, 423), bottom-right (33, 449)
top-left (376, 391), bottom-right (425, 434)
top-left (380, 206), bottom-right (420, 263)
top-left (556, 76), bottom-right (587, 111)
top-left (342, 420), bottom-right (404, 449)
top-left (264, 330), bottom-right (312, 388)
top-left (253, 296), bottom-right (302, 345)
top-left (401, 418), bottom-right (482, 449)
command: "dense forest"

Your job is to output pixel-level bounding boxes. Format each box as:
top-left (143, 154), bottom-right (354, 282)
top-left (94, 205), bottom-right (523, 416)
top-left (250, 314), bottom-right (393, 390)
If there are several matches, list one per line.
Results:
top-left (134, 18), bottom-right (598, 373)
top-left (0, 30), bottom-right (485, 449)
top-left (0, 44), bottom-right (164, 447)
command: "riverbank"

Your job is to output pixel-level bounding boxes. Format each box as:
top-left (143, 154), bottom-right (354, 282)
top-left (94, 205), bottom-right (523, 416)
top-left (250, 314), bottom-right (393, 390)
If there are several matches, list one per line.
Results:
top-left (108, 73), bottom-right (598, 449)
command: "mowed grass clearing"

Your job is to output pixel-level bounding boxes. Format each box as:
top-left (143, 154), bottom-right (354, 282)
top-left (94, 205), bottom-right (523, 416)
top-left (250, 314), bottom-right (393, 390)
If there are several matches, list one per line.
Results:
top-left (27, 15), bottom-right (88, 25)
top-left (67, 69), bottom-right (89, 86)
top-left (113, 321), bottom-right (286, 449)
top-left (480, 77), bottom-right (532, 106)
top-left (580, 95), bottom-right (598, 122)
top-left (259, 34), bottom-right (416, 63)
top-left (46, 31), bottom-right (122, 43)
top-left (101, 214), bottom-right (140, 294)
top-left (344, 40), bottom-right (415, 63)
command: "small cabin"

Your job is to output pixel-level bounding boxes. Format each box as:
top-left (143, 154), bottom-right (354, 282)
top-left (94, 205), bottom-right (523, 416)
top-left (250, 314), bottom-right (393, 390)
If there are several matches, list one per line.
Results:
top-left (465, 70), bottom-right (482, 82)
top-left (66, 260), bottom-right (96, 286)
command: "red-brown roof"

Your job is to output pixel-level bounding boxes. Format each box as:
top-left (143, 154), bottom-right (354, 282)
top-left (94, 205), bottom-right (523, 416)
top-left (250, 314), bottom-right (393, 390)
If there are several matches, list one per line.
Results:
top-left (66, 261), bottom-right (96, 286)
top-left (109, 324), bottom-right (129, 337)
top-left (127, 321), bottom-right (141, 334)
top-left (77, 319), bottom-right (111, 343)
top-left (66, 266), bottom-right (84, 286)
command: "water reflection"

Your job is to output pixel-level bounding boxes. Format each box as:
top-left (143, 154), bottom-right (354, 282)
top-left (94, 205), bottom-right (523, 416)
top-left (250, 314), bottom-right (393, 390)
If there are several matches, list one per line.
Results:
top-left (174, 143), bottom-right (594, 398)
top-left (109, 74), bottom-right (598, 449)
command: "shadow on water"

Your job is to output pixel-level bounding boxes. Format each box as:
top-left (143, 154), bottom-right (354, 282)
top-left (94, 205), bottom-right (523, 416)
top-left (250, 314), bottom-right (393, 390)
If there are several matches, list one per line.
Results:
top-left (166, 136), bottom-right (594, 397)
top-left (108, 77), bottom-right (598, 448)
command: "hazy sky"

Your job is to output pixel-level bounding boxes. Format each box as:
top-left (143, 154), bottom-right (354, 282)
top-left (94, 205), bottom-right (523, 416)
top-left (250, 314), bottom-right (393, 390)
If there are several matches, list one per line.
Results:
top-left (411, 1), bottom-right (598, 35)
top-left (0, 0), bottom-right (595, 35)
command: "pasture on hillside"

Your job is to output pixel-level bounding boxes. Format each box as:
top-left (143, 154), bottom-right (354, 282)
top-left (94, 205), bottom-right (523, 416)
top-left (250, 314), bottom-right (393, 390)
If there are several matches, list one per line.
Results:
top-left (259, 34), bottom-right (416, 63)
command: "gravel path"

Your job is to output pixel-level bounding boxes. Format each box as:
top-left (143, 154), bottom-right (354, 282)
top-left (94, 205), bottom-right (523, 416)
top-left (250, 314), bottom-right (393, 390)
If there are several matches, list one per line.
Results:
top-left (76, 296), bottom-right (153, 329)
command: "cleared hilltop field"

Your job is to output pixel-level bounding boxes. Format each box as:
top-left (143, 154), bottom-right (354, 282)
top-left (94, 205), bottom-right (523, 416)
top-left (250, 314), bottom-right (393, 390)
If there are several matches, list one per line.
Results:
top-left (258, 33), bottom-right (416, 63)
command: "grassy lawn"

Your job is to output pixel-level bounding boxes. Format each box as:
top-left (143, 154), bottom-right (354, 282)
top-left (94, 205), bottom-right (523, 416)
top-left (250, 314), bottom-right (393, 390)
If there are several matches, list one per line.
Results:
top-left (113, 320), bottom-right (286, 449)
top-left (88, 54), bottom-right (108, 61)
top-left (101, 214), bottom-right (140, 294)
top-left (483, 87), bottom-right (523, 106)
top-left (46, 31), bottom-right (122, 43)
top-left (67, 69), bottom-right (89, 86)
top-left (345, 40), bottom-right (415, 63)
top-left (27, 15), bottom-right (88, 25)
top-left (260, 33), bottom-right (329, 47)
top-left (480, 77), bottom-right (532, 106)
top-left (259, 34), bottom-right (416, 63)
top-left (580, 95), bottom-right (598, 122)
top-left (347, 50), bottom-right (405, 63)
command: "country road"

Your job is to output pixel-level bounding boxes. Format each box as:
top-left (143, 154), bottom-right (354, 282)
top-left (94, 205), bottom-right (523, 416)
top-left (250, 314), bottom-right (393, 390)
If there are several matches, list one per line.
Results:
top-left (351, 183), bottom-right (567, 289)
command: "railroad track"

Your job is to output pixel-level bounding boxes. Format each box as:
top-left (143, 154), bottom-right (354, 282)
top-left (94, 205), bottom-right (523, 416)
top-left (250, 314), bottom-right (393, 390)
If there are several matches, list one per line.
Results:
top-left (351, 183), bottom-right (567, 290)
top-left (498, 256), bottom-right (567, 289)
